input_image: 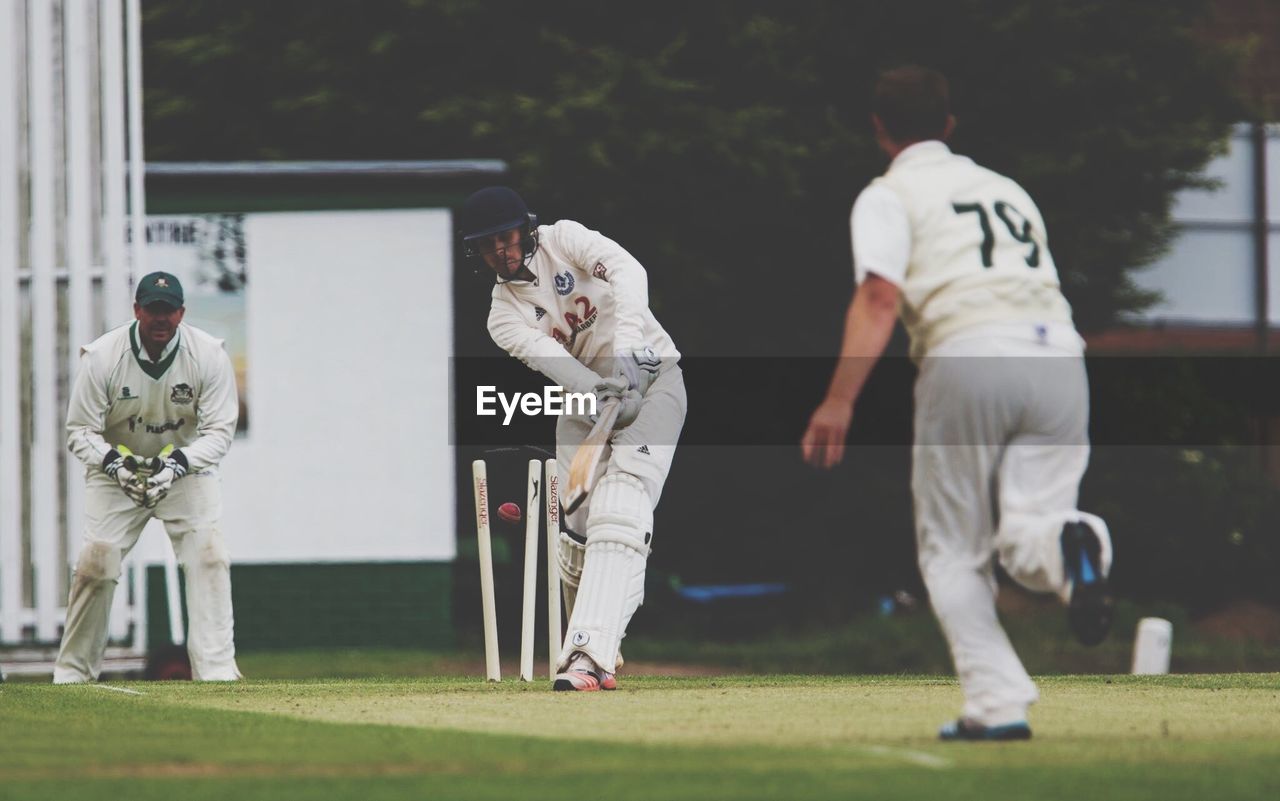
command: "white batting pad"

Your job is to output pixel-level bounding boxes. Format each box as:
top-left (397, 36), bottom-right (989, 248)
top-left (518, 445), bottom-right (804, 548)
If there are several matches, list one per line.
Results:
top-left (557, 530), bottom-right (587, 588)
top-left (557, 473), bottom-right (651, 673)
top-left (557, 530), bottom-right (587, 622)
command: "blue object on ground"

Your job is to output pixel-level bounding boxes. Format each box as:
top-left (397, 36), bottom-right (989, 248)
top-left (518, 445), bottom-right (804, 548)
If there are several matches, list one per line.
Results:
top-left (672, 582), bottom-right (789, 603)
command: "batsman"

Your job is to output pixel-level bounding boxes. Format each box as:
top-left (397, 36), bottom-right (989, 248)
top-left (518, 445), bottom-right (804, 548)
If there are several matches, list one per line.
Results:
top-left (460, 186), bottom-right (687, 691)
top-left (56, 271), bottom-right (241, 683)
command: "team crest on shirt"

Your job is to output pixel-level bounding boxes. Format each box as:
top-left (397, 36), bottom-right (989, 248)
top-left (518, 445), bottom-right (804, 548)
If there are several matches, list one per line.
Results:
top-left (553, 271), bottom-right (575, 295)
top-left (170, 383), bottom-right (194, 405)
top-left (592, 262), bottom-right (608, 281)
top-left (534, 306), bottom-right (547, 321)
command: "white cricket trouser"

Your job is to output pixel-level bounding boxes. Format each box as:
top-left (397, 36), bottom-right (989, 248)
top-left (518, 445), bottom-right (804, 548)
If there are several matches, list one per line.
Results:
top-left (54, 471), bottom-right (240, 683)
top-left (554, 365), bottom-right (687, 671)
top-left (912, 323), bottom-right (1111, 725)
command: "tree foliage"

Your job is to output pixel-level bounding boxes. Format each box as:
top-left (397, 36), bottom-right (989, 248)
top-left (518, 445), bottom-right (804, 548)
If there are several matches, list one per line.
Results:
top-left (145, 2), bottom-right (1279, 614)
top-left (145, 0), bottom-right (1245, 350)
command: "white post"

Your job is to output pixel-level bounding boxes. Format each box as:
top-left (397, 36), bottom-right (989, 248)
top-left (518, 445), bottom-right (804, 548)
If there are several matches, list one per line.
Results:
top-left (164, 543), bottom-right (185, 645)
top-left (0, 0), bottom-right (23, 643)
top-left (519, 460), bottom-right (541, 681)
top-left (132, 557), bottom-right (149, 656)
top-left (123, 0), bottom-right (153, 650)
top-left (544, 458), bottom-right (561, 677)
top-left (1131, 617), bottom-right (1173, 675)
top-left (29, 0), bottom-right (62, 643)
top-left (101, 0), bottom-right (130, 319)
top-left (125, 0), bottom-right (146, 278)
top-left (472, 460), bottom-right (500, 682)
top-left (65, 0), bottom-right (96, 640)
top-left (102, 0), bottom-right (139, 649)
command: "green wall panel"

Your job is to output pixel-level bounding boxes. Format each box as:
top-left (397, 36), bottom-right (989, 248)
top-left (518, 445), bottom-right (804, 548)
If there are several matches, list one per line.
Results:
top-left (147, 562), bottom-right (452, 651)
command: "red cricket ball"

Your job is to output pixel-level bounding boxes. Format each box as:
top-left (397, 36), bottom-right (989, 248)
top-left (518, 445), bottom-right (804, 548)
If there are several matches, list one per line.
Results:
top-left (497, 502), bottom-right (522, 524)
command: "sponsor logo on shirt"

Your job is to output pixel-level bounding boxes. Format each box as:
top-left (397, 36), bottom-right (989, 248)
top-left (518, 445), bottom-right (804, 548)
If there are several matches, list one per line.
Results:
top-left (550, 297), bottom-right (599, 349)
top-left (534, 306), bottom-right (547, 321)
top-left (553, 271), bottom-right (575, 296)
top-left (145, 418), bottom-right (187, 435)
top-left (636, 445), bottom-right (650, 455)
top-left (592, 262), bottom-right (608, 281)
top-left (170, 383), bottom-right (194, 405)
top-left (118, 386), bottom-right (136, 401)
top-left (126, 413), bottom-right (186, 435)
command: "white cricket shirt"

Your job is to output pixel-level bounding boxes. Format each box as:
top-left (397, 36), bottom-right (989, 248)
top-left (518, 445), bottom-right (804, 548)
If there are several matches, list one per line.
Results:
top-left (487, 220), bottom-right (680, 393)
top-left (851, 141), bottom-right (1075, 360)
top-left (66, 321), bottom-right (239, 473)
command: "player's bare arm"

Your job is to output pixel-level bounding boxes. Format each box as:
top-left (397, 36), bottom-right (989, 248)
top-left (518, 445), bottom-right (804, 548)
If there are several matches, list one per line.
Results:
top-left (801, 273), bottom-right (899, 469)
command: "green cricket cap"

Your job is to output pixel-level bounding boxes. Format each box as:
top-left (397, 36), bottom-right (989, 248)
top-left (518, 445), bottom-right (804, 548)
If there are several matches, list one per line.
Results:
top-left (135, 271), bottom-right (184, 308)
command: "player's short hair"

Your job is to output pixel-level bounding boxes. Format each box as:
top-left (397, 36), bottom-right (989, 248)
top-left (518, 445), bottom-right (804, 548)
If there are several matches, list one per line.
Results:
top-left (873, 66), bottom-right (950, 142)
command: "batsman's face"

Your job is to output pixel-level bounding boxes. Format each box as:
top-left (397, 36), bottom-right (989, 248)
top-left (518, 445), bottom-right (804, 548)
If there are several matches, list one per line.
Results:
top-left (472, 228), bottom-right (524, 277)
top-left (134, 302), bottom-right (185, 349)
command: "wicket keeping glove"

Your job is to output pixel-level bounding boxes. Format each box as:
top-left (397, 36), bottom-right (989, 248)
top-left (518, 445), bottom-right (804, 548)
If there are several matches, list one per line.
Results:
top-left (592, 376), bottom-right (642, 429)
top-left (144, 448), bottom-right (189, 508)
top-left (614, 345), bottom-right (661, 397)
top-left (103, 450), bottom-right (148, 507)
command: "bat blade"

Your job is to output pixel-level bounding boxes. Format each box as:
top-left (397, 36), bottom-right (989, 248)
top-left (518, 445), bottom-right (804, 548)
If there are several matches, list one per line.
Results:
top-left (563, 399), bottom-right (620, 515)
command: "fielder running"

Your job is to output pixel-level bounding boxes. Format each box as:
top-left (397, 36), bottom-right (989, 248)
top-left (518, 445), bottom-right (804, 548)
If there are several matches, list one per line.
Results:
top-left (801, 67), bottom-right (1114, 740)
top-left (56, 271), bottom-right (241, 683)
top-left (460, 186), bottom-right (687, 691)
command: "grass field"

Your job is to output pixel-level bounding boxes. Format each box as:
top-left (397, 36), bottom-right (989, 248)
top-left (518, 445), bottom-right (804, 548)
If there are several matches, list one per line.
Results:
top-left (3, 674), bottom-right (1278, 800)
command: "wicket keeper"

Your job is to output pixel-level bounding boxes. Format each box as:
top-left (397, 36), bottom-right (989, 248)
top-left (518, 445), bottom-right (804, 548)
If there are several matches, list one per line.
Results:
top-left (56, 271), bottom-right (241, 683)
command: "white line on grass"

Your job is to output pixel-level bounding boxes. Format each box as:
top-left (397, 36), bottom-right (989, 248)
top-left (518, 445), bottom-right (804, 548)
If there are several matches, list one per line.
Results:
top-left (861, 745), bottom-right (951, 769)
top-left (89, 685), bottom-right (145, 696)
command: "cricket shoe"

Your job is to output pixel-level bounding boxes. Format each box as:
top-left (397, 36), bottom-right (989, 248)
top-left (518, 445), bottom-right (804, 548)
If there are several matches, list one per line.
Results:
top-left (553, 651), bottom-right (617, 692)
top-left (1061, 520), bottom-right (1114, 646)
top-left (938, 718), bottom-right (1032, 742)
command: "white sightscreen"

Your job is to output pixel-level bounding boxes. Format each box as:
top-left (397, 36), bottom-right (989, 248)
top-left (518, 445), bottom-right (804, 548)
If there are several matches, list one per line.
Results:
top-left (133, 209), bottom-right (458, 565)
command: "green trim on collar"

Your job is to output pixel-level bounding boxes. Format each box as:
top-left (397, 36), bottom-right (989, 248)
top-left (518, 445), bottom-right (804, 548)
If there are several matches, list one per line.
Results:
top-left (129, 321), bottom-right (181, 380)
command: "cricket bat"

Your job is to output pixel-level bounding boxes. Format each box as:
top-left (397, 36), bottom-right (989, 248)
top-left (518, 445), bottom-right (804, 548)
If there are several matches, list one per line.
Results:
top-left (562, 398), bottom-right (620, 515)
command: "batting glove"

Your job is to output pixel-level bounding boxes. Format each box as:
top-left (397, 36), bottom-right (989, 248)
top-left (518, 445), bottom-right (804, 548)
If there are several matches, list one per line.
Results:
top-left (592, 377), bottom-right (642, 429)
top-left (144, 449), bottom-right (188, 508)
top-left (614, 345), bottom-right (661, 396)
top-left (103, 450), bottom-right (148, 507)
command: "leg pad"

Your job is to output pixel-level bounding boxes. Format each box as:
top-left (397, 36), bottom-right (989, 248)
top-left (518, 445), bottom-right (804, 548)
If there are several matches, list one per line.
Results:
top-left (557, 473), bottom-right (653, 673)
